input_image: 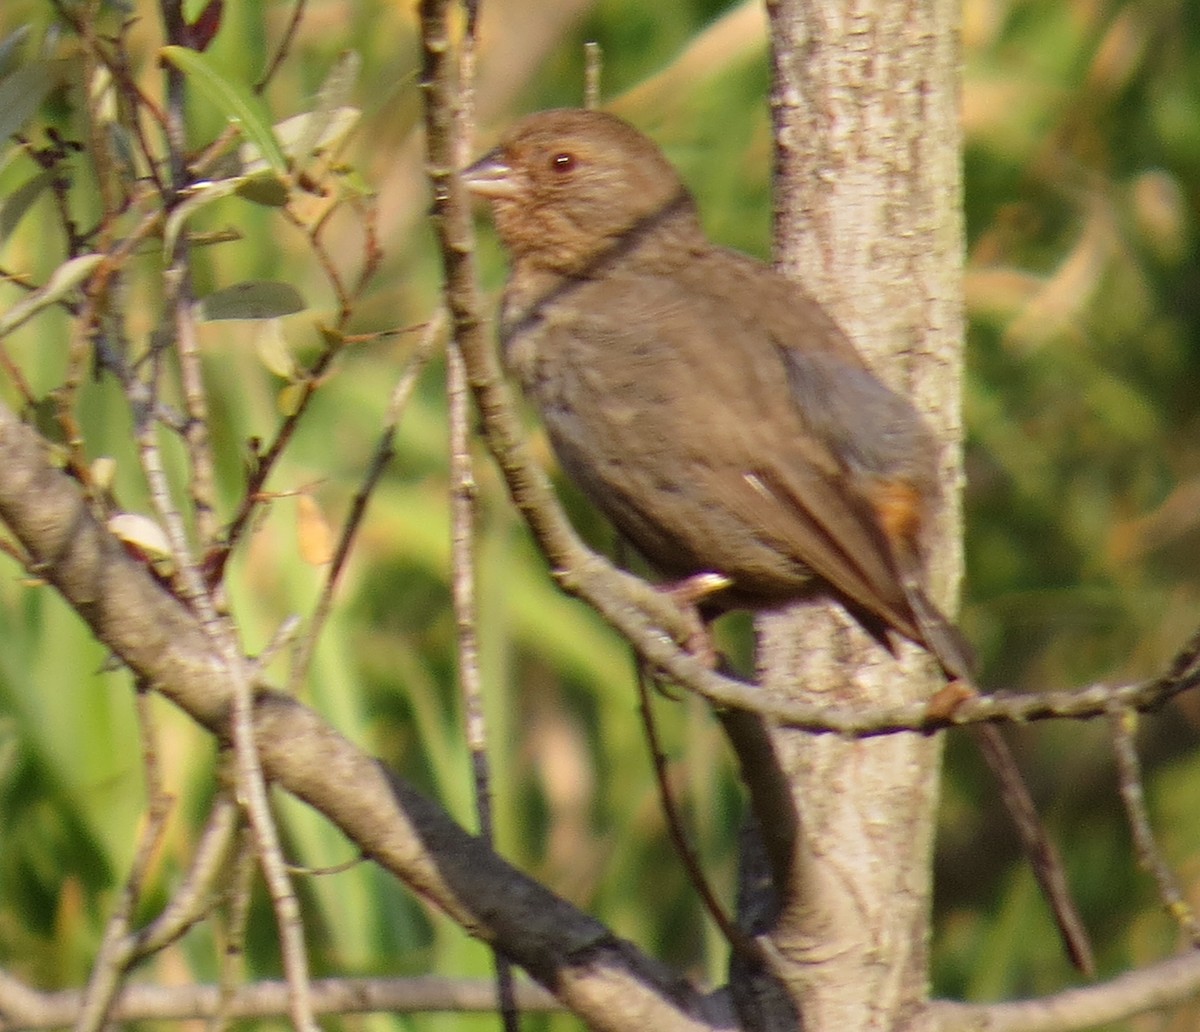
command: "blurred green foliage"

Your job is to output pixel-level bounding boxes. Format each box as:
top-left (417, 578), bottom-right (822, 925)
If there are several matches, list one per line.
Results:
top-left (0, 0), bottom-right (1198, 1029)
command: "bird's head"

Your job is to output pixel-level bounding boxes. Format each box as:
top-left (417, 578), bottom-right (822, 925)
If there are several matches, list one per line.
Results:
top-left (463, 108), bottom-right (695, 274)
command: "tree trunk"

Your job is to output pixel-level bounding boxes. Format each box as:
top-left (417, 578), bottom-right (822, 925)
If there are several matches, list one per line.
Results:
top-left (759, 1), bottom-right (964, 1028)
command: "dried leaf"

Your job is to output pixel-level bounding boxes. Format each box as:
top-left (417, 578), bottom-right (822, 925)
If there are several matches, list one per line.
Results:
top-left (296, 494), bottom-right (334, 566)
top-left (107, 512), bottom-right (173, 560)
top-left (253, 318), bottom-right (297, 379)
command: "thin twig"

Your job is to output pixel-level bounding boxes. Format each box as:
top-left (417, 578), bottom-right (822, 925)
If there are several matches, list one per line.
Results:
top-left (154, 5), bottom-right (319, 1027)
top-left (971, 722), bottom-right (1095, 975)
top-left (1110, 705), bottom-right (1200, 946)
top-left (224, 645), bottom-right (320, 1032)
top-left (636, 667), bottom-right (764, 965)
top-left (174, 292), bottom-right (220, 550)
top-left (159, 11), bottom-right (219, 556)
top-left (0, 338), bottom-right (37, 407)
top-left (286, 313), bottom-right (445, 693)
top-left (133, 792), bottom-right (242, 957)
top-left (72, 683), bottom-right (174, 1032)
top-left (447, 8), bottom-right (519, 1027)
top-left (211, 818), bottom-right (258, 1032)
top-left (256, 0), bottom-right (309, 93)
top-left (449, 337), bottom-right (519, 1032)
top-left (214, 338), bottom-right (344, 584)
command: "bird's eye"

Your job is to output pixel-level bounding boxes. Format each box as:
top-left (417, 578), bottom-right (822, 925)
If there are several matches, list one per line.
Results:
top-left (550, 152), bottom-right (576, 173)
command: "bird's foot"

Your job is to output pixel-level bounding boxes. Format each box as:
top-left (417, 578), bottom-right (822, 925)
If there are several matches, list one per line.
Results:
top-left (924, 677), bottom-right (977, 725)
top-left (662, 571), bottom-right (733, 608)
top-left (658, 572), bottom-right (732, 670)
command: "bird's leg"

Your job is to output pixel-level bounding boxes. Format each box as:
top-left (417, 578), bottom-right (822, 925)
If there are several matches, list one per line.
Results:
top-left (658, 571), bottom-right (732, 669)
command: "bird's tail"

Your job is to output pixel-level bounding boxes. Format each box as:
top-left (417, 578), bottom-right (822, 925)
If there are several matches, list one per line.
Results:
top-left (893, 552), bottom-right (977, 683)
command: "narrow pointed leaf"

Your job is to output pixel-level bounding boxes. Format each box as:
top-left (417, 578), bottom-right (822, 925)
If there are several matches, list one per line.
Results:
top-left (160, 45), bottom-right (288, 178)
top-left (0, 253), bottom-right (102, 337)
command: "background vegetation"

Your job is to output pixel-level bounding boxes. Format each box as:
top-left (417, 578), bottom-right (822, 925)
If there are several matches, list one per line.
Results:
top-left (0, 0), bottom-right (1198, 1028)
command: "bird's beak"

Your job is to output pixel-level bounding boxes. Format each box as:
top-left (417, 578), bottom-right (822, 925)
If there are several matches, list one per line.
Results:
top-left (461, 149), bottom-right (522, 199)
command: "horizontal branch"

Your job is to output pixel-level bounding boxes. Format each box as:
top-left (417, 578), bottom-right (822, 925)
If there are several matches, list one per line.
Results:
top-left (0, 400), bottom-right (732, 1032)
top-left (0, 972), bottom-right (559, 1030)
top-left (931, 948), bottom-right (1200, 1031)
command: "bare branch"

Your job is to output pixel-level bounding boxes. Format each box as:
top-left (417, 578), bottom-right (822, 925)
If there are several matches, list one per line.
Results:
top-left (286, 313), bottom-right (444, 693)
top-left (73, 685), bottom-right (174, 1032)
top-left (0, 398), bottom-right (732, 1031)
top-left (0, 972), bottom-right (561, 1030)
top-left (1110, 707), bottom-right (1200, 945)
top-left (133, 792), bottom-right (242, 956)
top-left (931, 950), bottom-right (1200, 1031)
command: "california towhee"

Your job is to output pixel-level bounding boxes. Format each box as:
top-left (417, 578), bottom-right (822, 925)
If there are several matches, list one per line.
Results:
top-left (464, 107), bottom-right (970, 677)
top-left (464, 107), bottom-right (1093, 974)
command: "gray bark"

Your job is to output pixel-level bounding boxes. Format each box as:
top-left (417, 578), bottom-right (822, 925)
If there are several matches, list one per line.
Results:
top-left (759, 1), bottom-right (964, 1027)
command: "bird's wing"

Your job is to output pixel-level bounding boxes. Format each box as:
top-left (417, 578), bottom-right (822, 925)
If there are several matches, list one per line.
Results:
top-left (539, 269), bottom-right (929, 644)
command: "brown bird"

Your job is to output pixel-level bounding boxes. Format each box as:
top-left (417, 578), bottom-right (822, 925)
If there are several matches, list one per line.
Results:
top-left (465, 107), bottom-right (969, 677)
top-left (464, 107), bottom-right (1094, 975)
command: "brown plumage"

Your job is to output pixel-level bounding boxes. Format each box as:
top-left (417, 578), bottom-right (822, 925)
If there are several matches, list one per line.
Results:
top-left (464, 108), bottom-right (1093, 973)
top-left (464, 107), bottom-right (971, 679)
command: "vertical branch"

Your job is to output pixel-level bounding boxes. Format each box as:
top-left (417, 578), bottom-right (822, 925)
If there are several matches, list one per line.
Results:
top-left (443, 5), bottom-right (520, 1027)
top-left (584, 42), bottom-right (603, 109)
top-left (148, 7), bottom-right (319, 1029)
top-left (759, 0), bottom-right (961, 1025)
top-left (448, 341), bottom-right (519, 1030)
top-left (160, 2), bottom-right (220, 558)
top-left (212, 820), bottom-right (259, 1032)
top-left (636, 669), bottom-right (762, 964)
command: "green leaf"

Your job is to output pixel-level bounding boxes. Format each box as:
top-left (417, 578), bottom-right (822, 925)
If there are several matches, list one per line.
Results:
top-left (233, 169), bottom-right (290, 206)
top-left (198, 281), bottom-right (305, 321)
top-left (0, 169), bottom-right (53, 242)
top-left (0, 253), bottom-right (102, 337)
top-left (0, 25), bottom-right (31, 80)
top-left (160, 45), bottom-right (289, 178)
top-left (0, 60), bottom-right (59, 141)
